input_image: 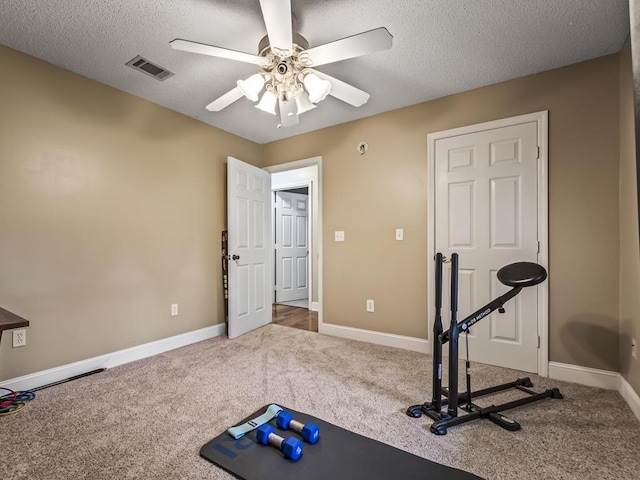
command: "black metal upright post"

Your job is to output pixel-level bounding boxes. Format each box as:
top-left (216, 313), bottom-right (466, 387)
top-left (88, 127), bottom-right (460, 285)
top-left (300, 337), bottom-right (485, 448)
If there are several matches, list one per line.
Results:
top-left (465, 332), bottom-right (472, 410)
top-left (447, 253), bottom-right (459, 418)
top-left (431, 253), bottom-right (444, 412)
top-left (408, 257), bottom-right (562, 434)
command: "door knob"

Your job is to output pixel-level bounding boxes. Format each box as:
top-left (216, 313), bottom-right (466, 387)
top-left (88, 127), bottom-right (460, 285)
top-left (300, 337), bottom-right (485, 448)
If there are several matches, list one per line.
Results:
top-left (231, 254), bottom-right (240, 261)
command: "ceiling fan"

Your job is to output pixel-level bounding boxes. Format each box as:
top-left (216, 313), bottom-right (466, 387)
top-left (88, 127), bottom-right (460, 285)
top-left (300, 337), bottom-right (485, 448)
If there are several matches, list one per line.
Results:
top-left (169, 0), bottom-right (392, 127)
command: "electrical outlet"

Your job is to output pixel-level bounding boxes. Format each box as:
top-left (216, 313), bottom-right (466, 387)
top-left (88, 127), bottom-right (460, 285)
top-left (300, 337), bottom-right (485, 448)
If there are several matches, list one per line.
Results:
top-left (366, 299), bottom-right (375, 312)
top-left (13, 329), bottom-right (26, 348)
top-left (171, 304), bottom-right (178, 316)
top-left (633, 338), bottom-right (637, 359)
top-left (335, 231), bottom-right (345, 242)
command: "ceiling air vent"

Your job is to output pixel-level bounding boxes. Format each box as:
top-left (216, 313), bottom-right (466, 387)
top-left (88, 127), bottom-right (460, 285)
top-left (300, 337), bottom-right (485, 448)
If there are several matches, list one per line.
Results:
top-left (126, 55), bottom-right (174, 81)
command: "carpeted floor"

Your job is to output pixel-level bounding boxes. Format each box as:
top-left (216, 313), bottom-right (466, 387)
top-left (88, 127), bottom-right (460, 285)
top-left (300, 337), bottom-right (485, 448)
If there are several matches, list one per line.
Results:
top-left (1, 324), bottom-right (639, 479)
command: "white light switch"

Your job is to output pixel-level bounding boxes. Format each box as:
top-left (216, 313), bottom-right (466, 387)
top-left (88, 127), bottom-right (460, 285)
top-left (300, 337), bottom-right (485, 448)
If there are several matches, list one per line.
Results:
top-left (335, 231), bottom-right (345, 242)
top-left (396, 228), bottom-right (404, 241)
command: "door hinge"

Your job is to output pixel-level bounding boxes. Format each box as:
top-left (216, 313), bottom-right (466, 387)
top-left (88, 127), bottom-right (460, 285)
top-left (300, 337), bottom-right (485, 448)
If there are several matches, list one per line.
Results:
top-left (536, 146), bottom-right (540, 159)
top-left (537, 336), bottom-right (541, 348)
top-left (537, 241), bottom-right (540, 253)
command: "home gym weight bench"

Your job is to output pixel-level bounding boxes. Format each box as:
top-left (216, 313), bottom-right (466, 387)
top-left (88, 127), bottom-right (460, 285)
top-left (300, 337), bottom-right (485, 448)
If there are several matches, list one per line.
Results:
top-left (407, 253), bottom-right (562, 435)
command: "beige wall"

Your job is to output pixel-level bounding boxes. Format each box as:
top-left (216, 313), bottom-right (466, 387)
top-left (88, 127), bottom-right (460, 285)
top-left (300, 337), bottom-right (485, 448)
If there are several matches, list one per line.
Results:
top-left (262, 54), bottom-right (621, 371)
top-left (619, 40), bottom-right (640, 394)
top-left (0, 43), bottom-right (630, 385)
top-left (0, 45), bottom-right (261, 380)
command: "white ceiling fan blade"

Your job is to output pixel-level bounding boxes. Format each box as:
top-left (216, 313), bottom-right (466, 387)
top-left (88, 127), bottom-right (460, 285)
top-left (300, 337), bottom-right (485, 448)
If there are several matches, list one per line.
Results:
top-left (311, 70), bottom-right (370, 107)
top-left (259, 0), bottom-right (293, 54)
top-left (170, 39), bottom-right (265, 66)
top-left (302, 27), bottom-right (392, 67)
top-left (206, 87), bottom-right (244, 112)
top-left (278, 97), bottom-right (299, 127)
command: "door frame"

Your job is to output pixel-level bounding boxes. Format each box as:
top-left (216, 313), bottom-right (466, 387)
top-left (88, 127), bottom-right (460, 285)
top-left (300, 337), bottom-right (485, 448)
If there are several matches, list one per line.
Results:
top-left (427, 111), bottom-right (549, 376)
top-left (264, 156), bottom-right (323, 329)
top-left (272, 185), bottom-right (312, 306)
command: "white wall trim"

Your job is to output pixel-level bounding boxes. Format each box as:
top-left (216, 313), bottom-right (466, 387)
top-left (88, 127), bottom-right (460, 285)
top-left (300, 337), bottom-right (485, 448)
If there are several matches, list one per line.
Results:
top-left (320, 323), bottom-right (430, 353)
top-left (310, 301), bottom-right (319, 312)
top-left (295, 328), bottom-right (631, 424)
top-left (535, 111), bottom-right (549, 377)
top-left (548, 362), bottom-right (640, 422)
top-left (427, 111), bottom-right (549, 376)
top-left (548, 361), bottom-right (621, 390)
top-left (1, 323), bottom-right (226, 392)
top-left (4, 321), bottom-right (639, 423)
top-left (620, 376), bottom-right (640, 422)
top-left (265, 157), bottom-right (322, 174)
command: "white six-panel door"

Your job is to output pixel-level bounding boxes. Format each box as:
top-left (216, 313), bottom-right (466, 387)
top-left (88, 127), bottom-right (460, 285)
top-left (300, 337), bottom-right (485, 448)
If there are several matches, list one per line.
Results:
top-left (275, 191), bottom-right (309, 303)
top-left (227, 157), bottom-right (272, 339)
top-left (435, 121), bottom-right (540, 372)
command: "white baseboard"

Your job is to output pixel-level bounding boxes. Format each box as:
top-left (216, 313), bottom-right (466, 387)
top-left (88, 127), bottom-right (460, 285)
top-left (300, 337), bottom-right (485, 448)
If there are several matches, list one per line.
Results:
top-left (620, 375), bottom-right (640, 422)
top-left (548, 361), bottom-right (640, 423)
top-left (548, 361), bottom-right (621, 390)
top-left (2, 323), bottom-right (226, 392)
top-left (310, 301), bottom-right (319, 312)
top-left (319, 323), bottom-right (430, 353)
top-left (4, 324), bottom-right (638, 423)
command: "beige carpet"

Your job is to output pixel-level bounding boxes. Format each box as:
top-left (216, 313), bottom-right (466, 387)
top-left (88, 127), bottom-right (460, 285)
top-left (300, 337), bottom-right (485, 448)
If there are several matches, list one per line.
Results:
top-left (1, 324), bottom-right (639, 479)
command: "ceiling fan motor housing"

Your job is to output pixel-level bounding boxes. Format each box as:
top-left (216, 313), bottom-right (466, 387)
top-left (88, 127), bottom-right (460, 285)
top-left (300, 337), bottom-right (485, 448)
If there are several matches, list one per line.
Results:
top-left (277, 62), bottom-right (289, 75)
top-left (258, 33), bottom-right (309, 57)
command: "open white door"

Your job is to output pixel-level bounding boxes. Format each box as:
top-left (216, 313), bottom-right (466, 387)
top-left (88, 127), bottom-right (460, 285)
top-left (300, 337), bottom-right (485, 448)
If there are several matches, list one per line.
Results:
top-left (227, 156), bottom-right (272, 339)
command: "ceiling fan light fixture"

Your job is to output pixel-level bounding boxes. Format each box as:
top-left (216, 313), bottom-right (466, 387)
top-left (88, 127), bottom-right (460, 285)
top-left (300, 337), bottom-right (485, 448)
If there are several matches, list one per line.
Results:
top-left (255, 90), bottom-right (278, 115)
top-left (171, 5), bottom-right (393, 127)
top-left (303, 73), bottom-right (331, 103)
top-left (295, 91), bottom-right (317, 115)
top-left (237, 73), bottom-right (265, 102)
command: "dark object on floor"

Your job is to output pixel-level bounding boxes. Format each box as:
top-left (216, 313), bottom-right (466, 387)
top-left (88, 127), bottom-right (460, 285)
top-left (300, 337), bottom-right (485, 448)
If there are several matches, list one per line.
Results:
top-left (32, 368), bottom-right (106, 392)
top-left (201, 405), bottom-right (484, 480)
top-left (407, 252), bottom-right (562, 435)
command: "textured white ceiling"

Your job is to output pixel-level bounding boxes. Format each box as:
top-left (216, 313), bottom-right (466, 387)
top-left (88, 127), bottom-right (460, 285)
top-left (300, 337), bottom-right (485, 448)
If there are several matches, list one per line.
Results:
top-left (0, 0), bottom-right (631, 144)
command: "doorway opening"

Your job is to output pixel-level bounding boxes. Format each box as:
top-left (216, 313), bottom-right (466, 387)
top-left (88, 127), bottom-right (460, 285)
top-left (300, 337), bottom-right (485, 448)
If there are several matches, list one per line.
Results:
top-left (265, 158), bottom-right (322, 333)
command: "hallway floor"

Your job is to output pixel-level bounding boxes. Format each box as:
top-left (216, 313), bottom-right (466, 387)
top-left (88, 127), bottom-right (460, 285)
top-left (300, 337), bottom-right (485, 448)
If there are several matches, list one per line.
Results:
top-left (272, 304), bottom-right (318, 332)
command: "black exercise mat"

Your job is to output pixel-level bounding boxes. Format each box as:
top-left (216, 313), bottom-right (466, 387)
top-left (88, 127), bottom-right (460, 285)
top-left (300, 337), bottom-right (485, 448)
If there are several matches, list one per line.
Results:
top-left (200, 405), bottom-right (484, 480)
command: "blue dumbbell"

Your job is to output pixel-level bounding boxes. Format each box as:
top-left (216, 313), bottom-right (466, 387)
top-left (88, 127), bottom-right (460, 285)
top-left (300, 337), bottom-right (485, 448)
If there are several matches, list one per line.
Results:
top-left (256, 424), bottom-right (303, 461)
top-left (276, 411), bottom-right (320, 444)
